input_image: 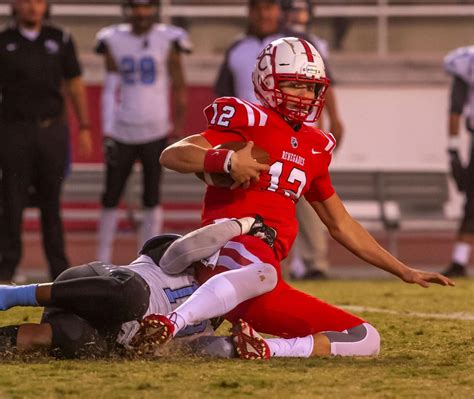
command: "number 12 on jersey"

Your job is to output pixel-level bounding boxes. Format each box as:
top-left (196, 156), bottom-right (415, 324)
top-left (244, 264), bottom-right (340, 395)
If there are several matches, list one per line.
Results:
top-left (267, 161), bottom-right (307, 200)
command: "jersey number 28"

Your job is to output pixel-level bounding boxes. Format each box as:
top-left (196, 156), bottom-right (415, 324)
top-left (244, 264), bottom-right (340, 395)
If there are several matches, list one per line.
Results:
top-left (121, 56), bottom-right (156, 85)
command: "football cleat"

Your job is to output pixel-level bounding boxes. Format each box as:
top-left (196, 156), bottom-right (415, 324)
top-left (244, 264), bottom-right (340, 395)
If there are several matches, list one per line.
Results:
top-left (231, 319), bottom-right (270, 360)
top-left (442, 262), bottom-right (467, 277)
top-left (129, 313), bottom-right (175, 354)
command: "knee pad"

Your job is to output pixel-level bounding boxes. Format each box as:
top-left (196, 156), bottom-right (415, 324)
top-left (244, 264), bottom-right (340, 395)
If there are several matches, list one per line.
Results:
top-left (48, 313), bottom-right (107, 359)
top-left (324, 322), bottom-right (380, 357)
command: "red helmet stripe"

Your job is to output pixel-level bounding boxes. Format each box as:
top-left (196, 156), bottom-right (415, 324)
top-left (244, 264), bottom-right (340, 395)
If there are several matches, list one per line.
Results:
top-left (299, 39), bottom-right (314, 62)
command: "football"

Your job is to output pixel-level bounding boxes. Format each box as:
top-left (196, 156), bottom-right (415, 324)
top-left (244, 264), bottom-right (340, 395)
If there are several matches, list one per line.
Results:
top-left (196, 141), bottom-right (270, 187)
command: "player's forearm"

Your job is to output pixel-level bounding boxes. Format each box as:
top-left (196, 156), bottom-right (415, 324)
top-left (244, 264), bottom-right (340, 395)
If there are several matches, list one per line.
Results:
top-left (160, 136), bottom-right (210, 173)
top-left (66, 77), bottom-right (90, 128)
top-left (329, 217), bottom-right (407, 279)
top-left (160, 220), bottom-right (242, 274)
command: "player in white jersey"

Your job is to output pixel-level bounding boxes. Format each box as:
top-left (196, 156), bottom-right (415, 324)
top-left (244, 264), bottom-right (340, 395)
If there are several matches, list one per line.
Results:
top-left (0, 216), bottom-right (274, 358)
top-left (95, 0), bottom-right (192, 263)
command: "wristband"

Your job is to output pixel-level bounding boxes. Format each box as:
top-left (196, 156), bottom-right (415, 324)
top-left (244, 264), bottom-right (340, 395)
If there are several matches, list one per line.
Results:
top-left (204, 149), bottom-right (234, 174)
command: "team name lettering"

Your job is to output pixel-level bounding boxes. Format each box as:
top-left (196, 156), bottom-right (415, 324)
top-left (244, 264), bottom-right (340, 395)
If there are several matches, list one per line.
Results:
top-left (281, 151), bottom-right (305, 166)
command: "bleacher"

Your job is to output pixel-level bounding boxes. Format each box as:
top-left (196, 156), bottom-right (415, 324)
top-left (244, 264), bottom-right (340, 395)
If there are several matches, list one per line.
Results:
top-left (52, 165), bottom-right (449, 256)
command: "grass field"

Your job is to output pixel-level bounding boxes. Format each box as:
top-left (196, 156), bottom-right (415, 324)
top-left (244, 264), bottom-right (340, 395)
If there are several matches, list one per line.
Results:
top-left (0, 279), bottom-right (473, 399)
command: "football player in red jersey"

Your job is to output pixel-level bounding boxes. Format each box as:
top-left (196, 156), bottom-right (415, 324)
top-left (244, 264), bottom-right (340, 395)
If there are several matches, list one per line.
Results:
top-left (154, 37), bottom-right (454, 358)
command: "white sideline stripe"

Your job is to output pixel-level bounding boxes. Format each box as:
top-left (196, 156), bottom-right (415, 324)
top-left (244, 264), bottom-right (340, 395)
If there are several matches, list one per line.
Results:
top-left (342, 305), bottom-right (474, 321)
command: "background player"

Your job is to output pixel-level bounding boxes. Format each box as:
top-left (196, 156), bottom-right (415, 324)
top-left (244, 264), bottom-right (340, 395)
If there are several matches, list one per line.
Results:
top-left (153, 38), bottom-right (454, 357)
top-left (95, 0), bottom-right (191, 263)
top-left (443, 46), bottom-right (474, 278)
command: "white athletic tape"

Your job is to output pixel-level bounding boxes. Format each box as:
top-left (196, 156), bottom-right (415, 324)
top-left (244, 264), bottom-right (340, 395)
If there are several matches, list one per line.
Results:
top-left (342, 306), bottom-right (474, 321)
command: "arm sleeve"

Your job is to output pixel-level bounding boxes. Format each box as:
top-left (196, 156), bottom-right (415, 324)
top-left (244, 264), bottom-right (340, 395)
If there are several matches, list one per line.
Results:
top-left (159, 220), bottom-right (242, 274)
top-left (214, 53), bottom-right (235, 98)
top-left (450, 76), bottom-right (468, 115)
top-left (61, 33), bottom-right (82, 79)
top-left (101, 72), bottom-right (120, 134)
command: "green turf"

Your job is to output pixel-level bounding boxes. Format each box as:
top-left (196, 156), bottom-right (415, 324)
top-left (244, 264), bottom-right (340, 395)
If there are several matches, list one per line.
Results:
top-left (0, 279), bottom-right (472, 399)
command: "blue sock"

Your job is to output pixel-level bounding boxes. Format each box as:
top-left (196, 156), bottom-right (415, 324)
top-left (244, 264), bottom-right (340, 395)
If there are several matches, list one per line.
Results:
top-left (0, 284), bottom-right (38, 311)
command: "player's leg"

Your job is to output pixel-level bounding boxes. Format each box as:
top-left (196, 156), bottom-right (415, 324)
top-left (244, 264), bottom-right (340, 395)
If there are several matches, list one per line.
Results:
top-left (444, 146), bottom-right (474, 277)
top-left (0, 323), bottom-right (52, 353)
top-left (137, 137), bottom-right (168, 247)
top-left (1, 262), bottom-right (150, 325)
top-left (131, 236), bottom-right (279, 347)
top-left (293, 198), bottom-right (329, 280)
top-left (226, 277), bottom-right (364, 338)
top-left (97, 139), bottom-right (137, 263)
top-left (232, 319), bottom-right (380, 359)
top-left (35, 121), bottom-right (70, 279)
top-left (0, 313), bottom-right (107, 358)
top-left (0, 121), bottom-right (34, 281)
top-left (227, 281), bottom-right (379, 358)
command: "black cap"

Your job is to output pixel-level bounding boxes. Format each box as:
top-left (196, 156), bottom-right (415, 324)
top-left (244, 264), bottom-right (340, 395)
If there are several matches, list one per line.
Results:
top-left (249, 0), bottom-right (281, 7)
top-left (124, 0), bottom-right (160, 6)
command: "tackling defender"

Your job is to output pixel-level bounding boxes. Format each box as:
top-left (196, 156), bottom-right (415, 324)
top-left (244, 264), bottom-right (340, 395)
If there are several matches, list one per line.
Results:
top-left (0, 217), bottom-right (273, 358)
top-left (151, 37), bottom-right (454, 358)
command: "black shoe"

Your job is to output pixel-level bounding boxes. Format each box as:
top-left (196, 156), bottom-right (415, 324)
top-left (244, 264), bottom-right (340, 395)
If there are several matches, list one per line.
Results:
top-left (442, 262), bottom-right (467, 277)
top-left (302, 270), bottom-right (328, 280)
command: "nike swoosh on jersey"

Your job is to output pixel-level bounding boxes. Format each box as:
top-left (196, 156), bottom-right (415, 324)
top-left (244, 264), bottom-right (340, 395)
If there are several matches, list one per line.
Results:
top-left (312, 149), bottom-right (322, 154)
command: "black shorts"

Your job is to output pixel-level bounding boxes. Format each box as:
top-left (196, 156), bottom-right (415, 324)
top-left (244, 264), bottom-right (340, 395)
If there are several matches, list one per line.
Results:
top-left (101, 137), bottom-right (168, 208)
top-left (42, 262), bottom-right (150, 357)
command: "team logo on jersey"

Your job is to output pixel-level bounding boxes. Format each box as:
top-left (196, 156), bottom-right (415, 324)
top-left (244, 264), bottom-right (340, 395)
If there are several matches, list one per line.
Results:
top-left (44, 40), bottom-right (59, 54)
top-left (6, 43), bottom-right (17, 52)
top-left (291, 137), bottom-right (298, 148)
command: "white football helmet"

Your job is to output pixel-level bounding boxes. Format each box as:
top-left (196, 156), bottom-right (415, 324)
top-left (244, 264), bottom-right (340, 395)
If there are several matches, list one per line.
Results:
top-left (252, 37), bottom-right (329, 123)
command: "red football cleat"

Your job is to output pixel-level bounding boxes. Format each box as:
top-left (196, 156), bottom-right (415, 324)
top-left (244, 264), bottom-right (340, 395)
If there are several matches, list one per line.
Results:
top-left (231, 319), bottom-right (270, 360)
top-left (129, 313), bottom-right (175, 355)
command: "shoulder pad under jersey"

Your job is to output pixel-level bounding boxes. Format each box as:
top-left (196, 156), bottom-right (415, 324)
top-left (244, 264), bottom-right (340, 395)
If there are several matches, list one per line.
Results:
top-left (153, 24), bottom-right (193, 53)
top-left (310, 127), bottom-right (337, 155)
top-left (204, 97), bottom-right (269, 131)
top-left (444, 46), bottom-right (474, 85)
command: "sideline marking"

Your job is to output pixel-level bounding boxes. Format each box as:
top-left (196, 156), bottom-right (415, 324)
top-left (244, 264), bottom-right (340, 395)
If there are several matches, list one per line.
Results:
top-left (342, 306), bottom-right (474, 321)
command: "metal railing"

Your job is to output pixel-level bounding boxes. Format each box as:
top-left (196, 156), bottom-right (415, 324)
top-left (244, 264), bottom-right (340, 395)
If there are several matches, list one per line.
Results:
top-left (0, 0), bottom-right (472, 55)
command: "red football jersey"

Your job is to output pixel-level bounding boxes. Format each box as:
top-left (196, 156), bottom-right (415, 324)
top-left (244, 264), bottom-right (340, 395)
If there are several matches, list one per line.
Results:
top-left (200, 97), bottom-right (336, 260)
